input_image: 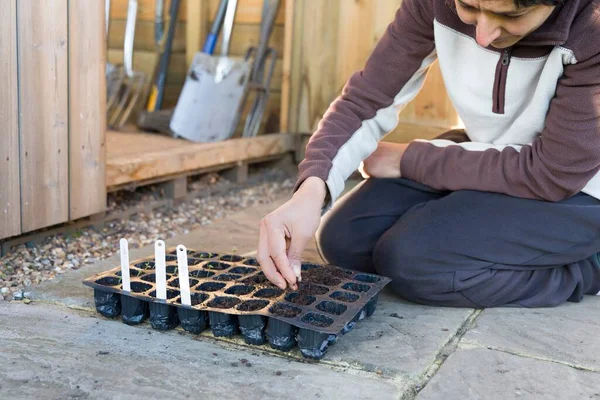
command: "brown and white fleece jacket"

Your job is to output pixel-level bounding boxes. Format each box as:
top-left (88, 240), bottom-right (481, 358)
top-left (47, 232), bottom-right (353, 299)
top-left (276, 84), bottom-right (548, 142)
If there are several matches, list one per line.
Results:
top-left (296, 0), bottom-right (600, 211)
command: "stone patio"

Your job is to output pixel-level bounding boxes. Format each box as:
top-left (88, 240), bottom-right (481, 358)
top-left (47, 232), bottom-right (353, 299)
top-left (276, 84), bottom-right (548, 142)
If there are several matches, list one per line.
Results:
top-left (1, 194), bottom-right (599, 399)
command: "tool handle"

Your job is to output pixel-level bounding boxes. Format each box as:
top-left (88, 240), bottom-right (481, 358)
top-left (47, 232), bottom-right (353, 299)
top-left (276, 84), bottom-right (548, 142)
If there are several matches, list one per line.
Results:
top-left (203, 0), bottom-right (228, 54)
top-left (155, 0), bottom-right (165, 45)
top-left (221, 0), bottom-right (238, 57)
top-left (105, 0), bottom-right (111, 37)
top-left (124, 0), bottom-right (138, 77)
top-left (149, 0), bottom-right (180, 111)
top-left (251, 0), bottom-right (280, 82)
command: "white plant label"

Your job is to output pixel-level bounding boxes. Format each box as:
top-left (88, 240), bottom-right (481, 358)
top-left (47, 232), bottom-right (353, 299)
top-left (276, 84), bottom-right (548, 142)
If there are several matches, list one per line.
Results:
top-left (155, 240), bottom-right (167, 300)
top-left (177, 245), bottom-right (192, 306)
top-left (120, 238), bottom-right (131, 292)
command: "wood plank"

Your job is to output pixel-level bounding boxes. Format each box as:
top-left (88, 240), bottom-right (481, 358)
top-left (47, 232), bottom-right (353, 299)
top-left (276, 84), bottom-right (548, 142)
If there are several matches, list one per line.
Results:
top-left (18, 0), bottom-right (69, 233)
top-left (68, 0), bottom-right (107, 220)
top-left (295, 0), bottom-right (340, 133)
top-left (108, 19), bottom-right (187, 52)
top-left (110, 0), bottom-right (286, 25)
top-left (106, 132), bottom-right (296, 187)
top-left (280, 0), bottom-right (295, 132)
top-left (0, 1), bottom-right (20, 239)
top-left (186, 0), bottom-right (208, 68)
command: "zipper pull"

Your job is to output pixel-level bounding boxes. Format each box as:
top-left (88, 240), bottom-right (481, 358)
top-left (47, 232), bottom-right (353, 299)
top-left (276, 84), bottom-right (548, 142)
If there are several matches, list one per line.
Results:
top-left (502, 48), bottom-right (511, 66)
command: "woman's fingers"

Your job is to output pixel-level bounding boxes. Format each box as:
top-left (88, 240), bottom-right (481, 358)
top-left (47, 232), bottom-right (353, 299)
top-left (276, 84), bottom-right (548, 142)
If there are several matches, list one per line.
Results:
top-left (257, 218), bottom-right (287, 289)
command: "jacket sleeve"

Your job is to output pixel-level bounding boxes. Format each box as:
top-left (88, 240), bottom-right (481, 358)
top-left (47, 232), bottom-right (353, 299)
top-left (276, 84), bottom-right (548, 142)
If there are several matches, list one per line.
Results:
top-left (294, 0), bottom-right (437, 211)
top-left (401, 23), bottom-right (600, 202)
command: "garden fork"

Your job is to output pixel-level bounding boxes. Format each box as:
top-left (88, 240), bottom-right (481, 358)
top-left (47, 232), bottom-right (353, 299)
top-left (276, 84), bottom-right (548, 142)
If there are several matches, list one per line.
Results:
top-left (107, 0), bottom-right (148, 129)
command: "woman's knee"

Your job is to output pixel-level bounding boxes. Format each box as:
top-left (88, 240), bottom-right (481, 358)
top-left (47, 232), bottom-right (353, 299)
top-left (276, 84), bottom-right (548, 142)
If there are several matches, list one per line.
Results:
top-left (316, 208), bottom-right (375, 273)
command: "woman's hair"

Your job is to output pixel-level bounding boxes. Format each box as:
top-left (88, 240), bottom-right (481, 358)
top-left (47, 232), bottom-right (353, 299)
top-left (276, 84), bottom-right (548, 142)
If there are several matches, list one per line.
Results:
top-left (515, 0), bottom-right (563, 7)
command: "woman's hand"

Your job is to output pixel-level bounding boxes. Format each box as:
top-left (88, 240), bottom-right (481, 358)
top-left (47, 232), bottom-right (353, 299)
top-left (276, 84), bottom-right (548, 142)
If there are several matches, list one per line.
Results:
top-left (359, 142), bottom-right (408, 179)
top-left (257, 176), bottom-right (326, 290)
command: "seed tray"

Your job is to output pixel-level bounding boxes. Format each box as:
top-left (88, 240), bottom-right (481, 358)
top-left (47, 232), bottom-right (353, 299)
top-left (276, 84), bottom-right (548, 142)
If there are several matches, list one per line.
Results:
top-left (83, 248), bottom-right (391, 359)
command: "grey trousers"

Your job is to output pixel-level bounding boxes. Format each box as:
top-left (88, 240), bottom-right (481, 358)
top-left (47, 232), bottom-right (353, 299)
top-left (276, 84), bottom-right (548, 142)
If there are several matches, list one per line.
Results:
top-left (316, 178), bottom-right (600, 308)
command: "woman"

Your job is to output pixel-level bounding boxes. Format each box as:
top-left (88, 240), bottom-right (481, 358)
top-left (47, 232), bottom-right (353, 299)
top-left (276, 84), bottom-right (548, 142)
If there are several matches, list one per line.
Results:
top-left (257, 0), bottom-right (600, 307)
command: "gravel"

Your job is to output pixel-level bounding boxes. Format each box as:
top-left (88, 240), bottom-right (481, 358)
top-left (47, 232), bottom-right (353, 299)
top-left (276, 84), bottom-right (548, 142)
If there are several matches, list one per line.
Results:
top-left (0, 166), bottom-right (295, 302)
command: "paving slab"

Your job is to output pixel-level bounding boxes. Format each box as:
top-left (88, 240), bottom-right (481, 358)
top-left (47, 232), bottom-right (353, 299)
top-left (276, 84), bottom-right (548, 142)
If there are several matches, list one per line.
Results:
top-left (416, 347), bottom-right (600, 400)
top-left (322, 289), bottom-right (474, 380)
top-left (0, 302), bottom-right (400, 399)
top-left (461, 297), bottom-right (600, 371)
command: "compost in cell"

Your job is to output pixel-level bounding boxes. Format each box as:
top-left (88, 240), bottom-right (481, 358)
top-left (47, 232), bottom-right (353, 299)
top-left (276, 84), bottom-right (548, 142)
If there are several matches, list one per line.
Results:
top-left (130, 282), bottom-right (152, 293)
top-left (219, 254), bottom-right (244, 262)
top-left (342, 282), bottom-right (371, 293)
top-left (315, 301), bottom-right (347, 316)
top-left (95, 276), bottom-right (121, 286)
top-left (269, 303), bottom-right (302, 318)
top-left (285, 292), bottom-right (316, 306)
top-left (229, 267), bottom-right (256, 275)
top-left (254, 288), bottom-right (283, 299)
top-left (147, 289), bottom-right (179, 299)
top-left (353, 274), bottom-right (381, 283)
top-left (207, 296), bottom-right (241, 309)
top-left (329, 291), bottom-right (359, 303)
top-left (189, 270), bottom-right (215, 279)
top-left (237, 299), bottom-right (269, 312)
top-left (116, 268), bottom-right (144, 277)
top-left (134, 261), bottom-right (155, 270)
top-left (225, 285), bottom-right (255, 296)
top-left (301, 313), bottom-right (334, 328)
top-left (168, 278), bottom-right (200, 289)
top-left (198, 282), bottom-right (226, 292)
top-left (204, 261), bottom-right (230, 270)
top-left (213, 274), bottom-right (242, 282)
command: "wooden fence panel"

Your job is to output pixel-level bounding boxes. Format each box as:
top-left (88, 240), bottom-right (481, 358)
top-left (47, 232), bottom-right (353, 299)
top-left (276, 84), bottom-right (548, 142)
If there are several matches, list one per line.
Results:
top-left (18, 0), bottom-right (69, 232)
top-left (68, 0), bottom-right (107, 220)
top-left (0, 1), bottom-right (21, 238)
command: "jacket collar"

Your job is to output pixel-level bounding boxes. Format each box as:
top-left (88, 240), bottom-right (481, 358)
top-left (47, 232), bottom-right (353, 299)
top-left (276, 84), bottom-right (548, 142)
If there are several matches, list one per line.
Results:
top-left (518, 0), bottom-right (580, 46)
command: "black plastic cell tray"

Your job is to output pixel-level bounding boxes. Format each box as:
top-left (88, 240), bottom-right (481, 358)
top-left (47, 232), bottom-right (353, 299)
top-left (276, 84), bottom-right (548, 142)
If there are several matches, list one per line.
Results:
top-left (83, 248), bottom-right (391, 354)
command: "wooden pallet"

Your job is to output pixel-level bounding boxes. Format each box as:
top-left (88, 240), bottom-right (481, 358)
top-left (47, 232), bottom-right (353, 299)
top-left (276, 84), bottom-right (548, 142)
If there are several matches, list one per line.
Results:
top-left (106, 130), bottom-right (300, 193)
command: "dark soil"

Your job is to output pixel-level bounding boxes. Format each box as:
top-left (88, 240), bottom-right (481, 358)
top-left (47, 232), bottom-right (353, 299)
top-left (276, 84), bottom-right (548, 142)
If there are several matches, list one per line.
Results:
top-left (95, 276), bottom-right (121, 286)
top-left (148, 289), bottom-right (179, 299)
top-left (213, 274), bottom-right (242, 282)
top-left (243, 258), bottom-right (259, 266)
top-left (296, 282), bottom-right (329, 296)
top-left (220, 255), bottom-right (244, 262)
top-left (198, 282), bottom-right (226, 292)
top-left (330, 291), bottom-right (359, 303)
top-left (134, 261), bottom-right (155, 270)
top-left (225, 285), bottom-right (255, 296)
top-left (285, 293), bottom-right (316, 306)
top-left (176, 292), bottom-right (208, 306)
top-left (229, 267), bottom-right (256, 275)
top-left (189, 270), bottom-right (215, 279)
top-left (342, 282), bottom-right (371, 293)
top-left (130, 282), bottom-right (152, 293)
top-left (204, 261), bottom-right (231, 270)
top-left (353, 274), bottom-right (381, 283)
top-left (237, 299), bottom-right (269, 311)
top-left (241, 273), bottom-right (270, 285)
top-left (269, 303), bottom-right (302, 318)
top-left (254, 288), bottom-right (283, 299)
top-left (302, 267), bottom-right (343, 286)
top-left (169, 278), bottom-right (200, 288)
top-left (301, 312), bottom-right (333, 327)
top-left (141, 274), bottom-right (156, 283)
top-left (193, 252), bottom-right (218, 259)
top-left (316, 301), bottom-right (347, 315)
top-left (208, 296), bottom-right (241, 309)
top-left (116, 268), bottom-right (144, 277)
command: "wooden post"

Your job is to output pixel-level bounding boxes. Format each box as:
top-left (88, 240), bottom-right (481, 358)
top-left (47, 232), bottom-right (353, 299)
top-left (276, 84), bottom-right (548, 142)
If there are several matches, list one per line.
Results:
top-left (0, 1), bottom-right (20, 239)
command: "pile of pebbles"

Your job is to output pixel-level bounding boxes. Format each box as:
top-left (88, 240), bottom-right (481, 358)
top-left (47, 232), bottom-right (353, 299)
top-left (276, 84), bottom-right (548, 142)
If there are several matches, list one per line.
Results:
top-left (0, 167), bottom-right (295, 302)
